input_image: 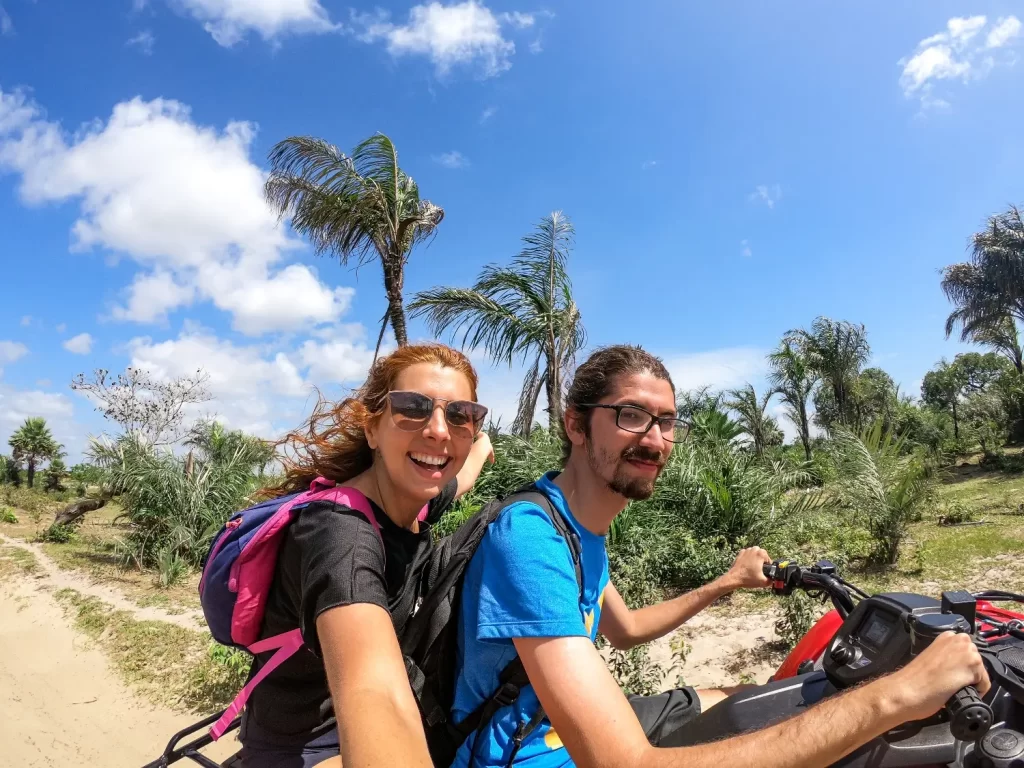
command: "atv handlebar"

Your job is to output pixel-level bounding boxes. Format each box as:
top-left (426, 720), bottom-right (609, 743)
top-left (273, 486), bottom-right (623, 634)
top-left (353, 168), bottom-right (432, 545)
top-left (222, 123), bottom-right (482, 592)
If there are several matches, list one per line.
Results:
top-left (763, 560), bottom-right (857, 618)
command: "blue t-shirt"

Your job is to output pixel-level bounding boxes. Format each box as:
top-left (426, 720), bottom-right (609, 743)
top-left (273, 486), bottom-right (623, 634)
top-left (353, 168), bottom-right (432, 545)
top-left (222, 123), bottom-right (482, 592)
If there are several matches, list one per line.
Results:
top-left (451, 471), bottom-right (610, 768)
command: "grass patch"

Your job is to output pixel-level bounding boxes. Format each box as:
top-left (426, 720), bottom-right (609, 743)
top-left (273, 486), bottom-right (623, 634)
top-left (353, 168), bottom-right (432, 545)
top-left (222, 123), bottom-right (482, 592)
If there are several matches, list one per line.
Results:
top-left (0, 545), bottom-right (40, 578)
top-left (53, 588), bottom-right (249, 713)
top-left (42, 537), bottom-right (203, 612)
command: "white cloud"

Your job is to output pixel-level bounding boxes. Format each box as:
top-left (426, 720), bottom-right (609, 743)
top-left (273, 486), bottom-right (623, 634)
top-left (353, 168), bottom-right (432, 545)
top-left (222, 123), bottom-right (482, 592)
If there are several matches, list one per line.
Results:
top-left (661, 347), bottom-right (768, 394)
top-left (899, 16), bottom-right (1022, 108)
top-left (740, 239), bottom-right (752, 258)
top-left (173, 0), bottom-right (338, 47)
top-left (749, 184), bottom-right (781, 209)
top-left (35, 379), bottom-right (51, 388)
top-left (127, 30), bottom-right (156, 54)
top-left (0, 340), bottom-right (28, 364)
top-left (528, 38), bottom-right (542, 54)
top-left (0, 88), bottom-right (357, 337)
top-left (55, 323), bottom-right (66, 334)
top-left (354, 1), bottom-right (536, 77)
top-left (62, 333), bottom-right (94, 355)
top-left (0, 386), bottom-right (77, 459)
top-left (433, 150), bottom-right (469, 169)
top-left (19, 315), bottom-right (31, 327)
top-left (124, 326), bottom-right (380, 438)
top-left (0, 4), bottom-right (12, 36)
top-left (987, 17), bottom-right (1022, 49)
top-left (480, 105), bottom-right (497, 124)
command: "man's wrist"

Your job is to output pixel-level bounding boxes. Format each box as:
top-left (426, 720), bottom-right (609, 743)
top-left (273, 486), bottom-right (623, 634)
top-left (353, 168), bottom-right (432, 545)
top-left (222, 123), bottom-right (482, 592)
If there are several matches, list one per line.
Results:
top-left (709, 574), bottom-right (739, 597)
top-left (860, 675), bottom-right (913, 733)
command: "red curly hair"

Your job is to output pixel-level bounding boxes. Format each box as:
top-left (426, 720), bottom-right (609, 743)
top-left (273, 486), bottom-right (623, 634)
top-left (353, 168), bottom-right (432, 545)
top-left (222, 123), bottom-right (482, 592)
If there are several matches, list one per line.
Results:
top-left (266, 343), bottom-right (479, 497)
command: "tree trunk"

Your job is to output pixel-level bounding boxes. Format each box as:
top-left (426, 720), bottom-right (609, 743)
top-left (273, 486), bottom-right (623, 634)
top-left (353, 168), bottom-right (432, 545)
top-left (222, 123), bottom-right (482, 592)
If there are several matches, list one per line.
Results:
top-left (799, 401), bottom-right (812, 463)
top-left (952, 399), bottom-right (960, 441)
top-left (26, 458), bottom-right (35, 489)
top-left (53, 497), bottom-right (107, 528)
top-left (382, 258), bottom-right (408, 347)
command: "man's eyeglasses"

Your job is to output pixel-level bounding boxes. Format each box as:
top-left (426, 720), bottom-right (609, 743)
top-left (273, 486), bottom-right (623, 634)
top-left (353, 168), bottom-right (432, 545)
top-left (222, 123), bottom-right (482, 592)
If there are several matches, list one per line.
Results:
top-left (387, 391), bottom-right (489, 438)
top-left (580, 403), bottom-right (690, 443)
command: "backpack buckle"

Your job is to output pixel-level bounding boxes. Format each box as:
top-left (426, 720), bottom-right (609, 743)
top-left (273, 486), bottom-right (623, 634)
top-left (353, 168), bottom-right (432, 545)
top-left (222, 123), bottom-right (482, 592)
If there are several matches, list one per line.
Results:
top-left (493, 681), bottom-right (521, 708)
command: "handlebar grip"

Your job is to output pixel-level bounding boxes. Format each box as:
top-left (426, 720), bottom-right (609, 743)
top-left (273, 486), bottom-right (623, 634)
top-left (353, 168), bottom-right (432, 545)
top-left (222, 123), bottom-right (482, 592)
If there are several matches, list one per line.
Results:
top-left (763, 563), bottom-right (773, 578)
top-left (946, 685), bottom-right (992, 742)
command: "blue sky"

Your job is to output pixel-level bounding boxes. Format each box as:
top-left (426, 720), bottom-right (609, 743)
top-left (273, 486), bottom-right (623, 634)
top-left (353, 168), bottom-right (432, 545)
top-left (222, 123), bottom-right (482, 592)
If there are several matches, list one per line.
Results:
top-left (1, 1), bottom-right (1023, 462)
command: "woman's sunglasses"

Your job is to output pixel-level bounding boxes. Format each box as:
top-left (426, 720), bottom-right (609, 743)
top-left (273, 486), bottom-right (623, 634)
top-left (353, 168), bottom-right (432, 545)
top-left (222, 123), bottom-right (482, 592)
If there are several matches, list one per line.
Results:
top-left (387, 391), bottom-right (489, 437)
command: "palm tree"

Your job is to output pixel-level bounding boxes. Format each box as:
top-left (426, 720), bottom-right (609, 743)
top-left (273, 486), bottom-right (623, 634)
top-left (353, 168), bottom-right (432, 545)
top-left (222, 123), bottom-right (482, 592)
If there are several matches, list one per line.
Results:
top-left (8, 417), bottom-right (61, 489)
top-left (768, 340), bottom-right (817, 462)
top-left (726, 384), bottom-right (775, 457)
top-left (409, 212), bottom-right (585, 434)
top-left (942, 205), bottom-right (1024, 372)
top-left (265, 133), bottom-right (444, 355)
top-left (789, 317), bottom-right (870, 429)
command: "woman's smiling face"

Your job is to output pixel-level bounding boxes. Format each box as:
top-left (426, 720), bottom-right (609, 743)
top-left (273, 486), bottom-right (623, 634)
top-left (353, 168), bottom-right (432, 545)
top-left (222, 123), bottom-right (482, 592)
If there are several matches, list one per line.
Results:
top-left (365, 362), bottom-right (477, 503)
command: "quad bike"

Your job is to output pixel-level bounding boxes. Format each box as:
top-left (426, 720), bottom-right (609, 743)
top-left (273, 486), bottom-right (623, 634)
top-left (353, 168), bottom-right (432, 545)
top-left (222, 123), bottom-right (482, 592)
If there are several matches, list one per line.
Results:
top-left (663, 559), bottom-right (1024, 767)
top-left (144, 560), bottom-right (1024, 767)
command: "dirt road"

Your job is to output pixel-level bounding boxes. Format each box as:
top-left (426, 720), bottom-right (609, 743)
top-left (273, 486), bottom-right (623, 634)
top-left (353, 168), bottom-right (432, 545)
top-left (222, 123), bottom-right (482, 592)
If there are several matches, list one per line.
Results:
top-left (0, 577), bottom-right (239, 768)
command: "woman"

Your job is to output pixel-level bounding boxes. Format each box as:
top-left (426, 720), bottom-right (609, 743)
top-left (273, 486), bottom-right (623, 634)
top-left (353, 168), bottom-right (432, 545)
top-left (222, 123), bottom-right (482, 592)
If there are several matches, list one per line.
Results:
top-left (237, 343), bottom-right (494, 768)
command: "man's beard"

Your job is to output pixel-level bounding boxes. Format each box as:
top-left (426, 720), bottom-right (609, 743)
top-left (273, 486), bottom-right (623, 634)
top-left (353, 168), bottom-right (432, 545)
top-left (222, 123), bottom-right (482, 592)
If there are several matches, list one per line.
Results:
top-left (586, 441), bottom-right (665, 501)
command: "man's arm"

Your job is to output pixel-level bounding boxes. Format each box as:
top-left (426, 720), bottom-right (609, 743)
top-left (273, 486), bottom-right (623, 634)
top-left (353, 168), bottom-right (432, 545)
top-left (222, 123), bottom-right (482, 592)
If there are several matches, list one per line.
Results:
top-left (455, 431), bottom-right (495, 498)
top-left (600, 547), bottom-right (771, 649)
top-left (318, 603), bottom-right (433, 768)
top-left (514, 631), bottom-right (989, 768)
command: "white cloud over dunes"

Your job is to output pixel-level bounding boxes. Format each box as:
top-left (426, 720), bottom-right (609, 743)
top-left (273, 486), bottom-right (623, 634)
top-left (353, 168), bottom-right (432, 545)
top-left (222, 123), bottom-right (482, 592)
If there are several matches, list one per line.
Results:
top-left (0, 87), bottom-right (354, 336)
top-left (900, 15), bottom-right (1022, 109)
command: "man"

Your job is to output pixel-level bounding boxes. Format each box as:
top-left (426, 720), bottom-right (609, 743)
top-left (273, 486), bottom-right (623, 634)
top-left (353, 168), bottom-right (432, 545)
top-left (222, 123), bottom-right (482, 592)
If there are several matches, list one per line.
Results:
top-left (449, 344), bottom-right (989, 768)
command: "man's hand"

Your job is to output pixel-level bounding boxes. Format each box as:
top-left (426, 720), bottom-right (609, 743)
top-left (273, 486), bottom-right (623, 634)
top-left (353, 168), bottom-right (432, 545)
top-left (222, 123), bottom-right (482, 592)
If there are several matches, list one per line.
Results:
top-left (721, 547), bottom-right (772, 591)
top-left (888, 632), bottom-right (990, 723)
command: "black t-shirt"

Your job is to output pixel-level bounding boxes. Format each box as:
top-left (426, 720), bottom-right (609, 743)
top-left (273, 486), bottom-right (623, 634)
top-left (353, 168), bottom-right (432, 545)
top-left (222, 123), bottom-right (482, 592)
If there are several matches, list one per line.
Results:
top-left (241, 480), bottom-right (457, 746)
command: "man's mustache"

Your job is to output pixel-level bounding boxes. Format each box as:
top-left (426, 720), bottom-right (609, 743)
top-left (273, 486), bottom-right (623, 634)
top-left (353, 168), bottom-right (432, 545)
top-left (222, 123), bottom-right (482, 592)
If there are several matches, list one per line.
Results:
top-left (620, 446), bottom-right (665, 467)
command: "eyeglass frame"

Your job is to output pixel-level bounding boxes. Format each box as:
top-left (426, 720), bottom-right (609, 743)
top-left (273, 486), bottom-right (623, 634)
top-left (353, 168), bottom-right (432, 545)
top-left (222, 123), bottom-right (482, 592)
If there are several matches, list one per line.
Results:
top-left (578, 402), bottom-right (690, 443)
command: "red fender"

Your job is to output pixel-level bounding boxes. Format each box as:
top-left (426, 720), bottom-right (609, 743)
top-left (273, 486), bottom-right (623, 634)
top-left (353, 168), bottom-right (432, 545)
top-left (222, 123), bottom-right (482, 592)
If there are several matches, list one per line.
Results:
top-left (774, 609), bottom-right (844, 680)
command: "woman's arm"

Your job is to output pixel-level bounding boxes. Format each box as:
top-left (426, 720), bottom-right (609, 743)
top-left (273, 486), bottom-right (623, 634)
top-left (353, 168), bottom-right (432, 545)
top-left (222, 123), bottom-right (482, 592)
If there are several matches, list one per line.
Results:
top-left (455, 431), bottom-right (495, 498)
top-left (317, 603), bottom-right (433, 768)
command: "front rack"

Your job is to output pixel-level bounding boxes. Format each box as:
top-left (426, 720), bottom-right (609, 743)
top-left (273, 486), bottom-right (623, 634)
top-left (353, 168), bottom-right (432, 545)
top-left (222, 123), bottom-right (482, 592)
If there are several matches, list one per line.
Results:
top-left (141, 711), bottom-right (241, 768)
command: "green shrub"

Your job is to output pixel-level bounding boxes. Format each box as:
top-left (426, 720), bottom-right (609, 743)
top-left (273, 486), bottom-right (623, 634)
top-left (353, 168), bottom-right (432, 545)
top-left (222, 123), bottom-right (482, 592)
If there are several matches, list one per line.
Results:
top-left (41, 522), bottom-right (79, 544)
top-left (938, 501), bottom-right (977, 526)
top-left (89, 430), bottom-right (270, 570)
top-left (774, 590), bottom-right (822, 649)
top-left (829, 423), bottom-right (932, 566)
top-left (0, 506), bottom-right (17, 524)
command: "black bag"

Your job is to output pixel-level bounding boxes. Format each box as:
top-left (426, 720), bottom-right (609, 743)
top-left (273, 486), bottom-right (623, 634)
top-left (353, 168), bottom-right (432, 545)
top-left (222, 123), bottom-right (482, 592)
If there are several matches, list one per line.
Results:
top-left (401, 483), bottom-right (583, 768)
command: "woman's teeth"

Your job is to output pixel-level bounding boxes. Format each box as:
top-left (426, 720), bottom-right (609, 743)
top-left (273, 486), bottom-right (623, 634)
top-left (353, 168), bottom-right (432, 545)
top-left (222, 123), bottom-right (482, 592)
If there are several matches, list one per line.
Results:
top-left (410, 452), bottom-right (450, 467)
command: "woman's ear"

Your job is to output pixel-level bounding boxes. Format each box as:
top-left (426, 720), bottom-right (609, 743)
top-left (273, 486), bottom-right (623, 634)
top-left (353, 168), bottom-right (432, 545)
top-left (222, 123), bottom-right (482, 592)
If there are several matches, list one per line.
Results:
top-left (364, 415), bottom-right (380, 450)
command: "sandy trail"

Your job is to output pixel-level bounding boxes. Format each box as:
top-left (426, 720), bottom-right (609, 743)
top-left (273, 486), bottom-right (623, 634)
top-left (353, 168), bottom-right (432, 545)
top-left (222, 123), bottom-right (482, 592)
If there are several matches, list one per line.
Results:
top-left (0, 575), bottom-right (238, 767)
top-left (0, 533), bottom-right (207, 631)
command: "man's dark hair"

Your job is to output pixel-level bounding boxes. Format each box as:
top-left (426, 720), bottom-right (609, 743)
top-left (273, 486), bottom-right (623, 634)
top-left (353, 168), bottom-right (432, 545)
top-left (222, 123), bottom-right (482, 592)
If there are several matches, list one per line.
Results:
top-left (560, 345), bottom-right (675, 464)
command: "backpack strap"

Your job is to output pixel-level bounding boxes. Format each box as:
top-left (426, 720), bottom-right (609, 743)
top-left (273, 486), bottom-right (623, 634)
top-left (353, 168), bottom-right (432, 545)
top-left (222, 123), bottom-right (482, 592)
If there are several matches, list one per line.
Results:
top-left (455, 485), bottom-right (585, 756)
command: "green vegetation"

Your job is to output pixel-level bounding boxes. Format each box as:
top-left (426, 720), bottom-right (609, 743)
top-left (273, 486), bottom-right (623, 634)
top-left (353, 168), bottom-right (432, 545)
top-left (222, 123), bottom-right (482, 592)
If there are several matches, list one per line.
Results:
top-left (7, 417), bottom-right (62, 489)
top-left (411, 211), bottom-right (586, 434)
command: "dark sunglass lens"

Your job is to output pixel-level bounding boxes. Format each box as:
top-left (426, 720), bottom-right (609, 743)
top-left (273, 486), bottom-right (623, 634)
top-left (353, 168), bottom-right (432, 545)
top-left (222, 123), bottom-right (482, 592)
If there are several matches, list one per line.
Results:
top-left (447, 402), bottom-right (488, 434)
top-left (390, 392), bottom-right (433, 426)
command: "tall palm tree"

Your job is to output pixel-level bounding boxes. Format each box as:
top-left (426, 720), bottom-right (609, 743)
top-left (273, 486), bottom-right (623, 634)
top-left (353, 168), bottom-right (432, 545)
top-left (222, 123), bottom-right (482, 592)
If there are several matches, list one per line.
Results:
top-left (942, 205), bottom-right (1024, 372)
top-left (768, 340), bottom-right (818, 462)
top-left (789, 317), bottom-right (870, 429)
top-left (725, 384), bottom-right (775, 458)
top-left (409, 212), bottom-right (585, 435)
top-left (8, 417), bottom-right (61, 489)
top-left (265, 133), bottom-right (444, 354)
